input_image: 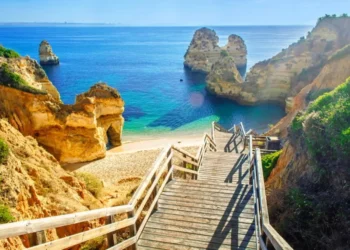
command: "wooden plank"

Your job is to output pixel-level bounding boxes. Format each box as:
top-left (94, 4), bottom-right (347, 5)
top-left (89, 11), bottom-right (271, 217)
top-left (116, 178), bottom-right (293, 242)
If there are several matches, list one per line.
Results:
top-left (161, 191), bottom-right (254, 203)
top-left (166, 183), bottom-right (253, 194)
top-left (262, 224), bottom-right (293, 250)
top-left (176, 155), bottom-right (199, 167)
top-left (128, 145), bottom-right (171, 207)
top-left (107, 236), bottom-right (137, 250)
top-left (172, 146), bottom-right (197, 161)
top-left (134, 152), bottom-right (173, 220)
top-left (169, 179), bottom-right (251, 188)
top-left (159, 195), bottom-right (254, 207)
top-left (29, 218), bottom-right (134, 250)
top-left (149, 213), bottom-right (255, 228)
top-left (151, 209), bottom-right (254, 224)
top-left (255, 149), bottom-right (269, 225)
top-left (158, 199), bottom-right (255, 213)
top-left (0, 205), bottom-right (133, 239)
top-left (140, 233), bottom-right (254, 250)
top-left (158, 204), bottom-right (254, 218)
top-left (142, 228), bottom-right (257, 248)
top-left (135, 168), bottom-right (173, 240)
top-left (173, 165), bottom-right (198, 175)
top-left (138, 239), bottom-right (203, 250)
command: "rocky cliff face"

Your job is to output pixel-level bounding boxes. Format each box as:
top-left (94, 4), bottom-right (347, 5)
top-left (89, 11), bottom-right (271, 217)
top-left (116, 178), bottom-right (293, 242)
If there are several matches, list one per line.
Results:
top-left (184, 27), bottom-right (247, 73)
top-left (0, 119), bottom-right (103, 249)
top-left (206, 55), bottom-right (243, 99)
top-left (237, 17), bottom-right (350, 105)
top-left (39, 40), bottom-right (59, 65)
top-left (267, 44), bottom-right (350, 137)
top-left (0, 56), bottom-right (124, 164)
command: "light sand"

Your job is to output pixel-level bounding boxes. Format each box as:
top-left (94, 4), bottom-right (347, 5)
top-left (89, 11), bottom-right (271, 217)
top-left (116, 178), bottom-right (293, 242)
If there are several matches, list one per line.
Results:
top-left (65, 136), bottom-right (202, 186)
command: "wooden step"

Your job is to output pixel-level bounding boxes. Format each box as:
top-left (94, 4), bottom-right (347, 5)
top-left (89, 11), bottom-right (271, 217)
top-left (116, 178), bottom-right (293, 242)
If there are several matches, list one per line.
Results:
top-left (158, 199), bottom-right (254, 213)
top-left (158, 203), bottom-right (254, 217)
top-left (172, 179), bottom-right (251, 188)
top-left (151, 212), bottom-right (255, 228)
top-left (166, 182), bottom-right (253, 194)
top-left (139, 232), bottom-right (255, 250)
top-left (142, 227), bottom-right (257, 248)
top-left (152, 208), bottom-right (255, 224)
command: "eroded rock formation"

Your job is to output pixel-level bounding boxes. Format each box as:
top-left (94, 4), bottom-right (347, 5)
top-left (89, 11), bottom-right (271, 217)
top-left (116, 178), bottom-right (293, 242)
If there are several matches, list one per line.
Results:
top-left (221, 17), bottom-right (350, 105)
top-left (39, 40), bottom-right (59, 65)
top-left (0, 56), bottom-right (124, 164)
top-left (184, 27), bottom-right (247, 73)
top-left (206, 55), bottom-right (243, 99)
top-left (0, 119), bottom-right (103, 249)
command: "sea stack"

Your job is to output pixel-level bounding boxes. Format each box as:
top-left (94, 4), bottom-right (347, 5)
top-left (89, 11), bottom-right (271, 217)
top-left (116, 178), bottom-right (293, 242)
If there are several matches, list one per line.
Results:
top-left (39, 40), bottom-right (59, 65)
top-left (206, 54), bottom-right (243, 99)
top-left (184, 27), bottom-right (247, 73)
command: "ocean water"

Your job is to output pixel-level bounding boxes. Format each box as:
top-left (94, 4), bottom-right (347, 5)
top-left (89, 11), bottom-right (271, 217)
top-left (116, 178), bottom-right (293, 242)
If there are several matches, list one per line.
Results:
top-left (0, 26), bottom-right (311, 139)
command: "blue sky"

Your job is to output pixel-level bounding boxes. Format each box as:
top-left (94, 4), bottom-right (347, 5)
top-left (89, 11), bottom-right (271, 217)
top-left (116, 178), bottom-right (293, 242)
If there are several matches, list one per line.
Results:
top-left (1, 0), bottom-right (350, 26)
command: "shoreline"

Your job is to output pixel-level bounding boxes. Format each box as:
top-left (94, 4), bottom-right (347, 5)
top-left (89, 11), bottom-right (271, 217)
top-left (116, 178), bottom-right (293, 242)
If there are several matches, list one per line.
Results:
top-left (110, 134), bottom-right (203, 154)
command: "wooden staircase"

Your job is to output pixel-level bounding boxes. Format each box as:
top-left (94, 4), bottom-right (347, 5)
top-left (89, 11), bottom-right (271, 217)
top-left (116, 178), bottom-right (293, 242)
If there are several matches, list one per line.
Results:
top-left (0, 122), bottom-right (293, 250)
top-left (137, 125), bottom-right (257, 249)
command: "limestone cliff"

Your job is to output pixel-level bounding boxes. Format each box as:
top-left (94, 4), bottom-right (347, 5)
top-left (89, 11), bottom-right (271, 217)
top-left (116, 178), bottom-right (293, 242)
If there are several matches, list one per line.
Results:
top-left (0, 119), bottom-right (103, 249)
top-left (206, 55), bottom-right (243, 99)
top-left (184, 27), bottom-right (247, 73)
top-left (212, 17), bottom-right (350, 106)
top-left (267, 43), bottom-right (350, 137)
top-left (0, 56), bottom-right (124, 164)
top-left (39, 40), bottom-right (59, 65)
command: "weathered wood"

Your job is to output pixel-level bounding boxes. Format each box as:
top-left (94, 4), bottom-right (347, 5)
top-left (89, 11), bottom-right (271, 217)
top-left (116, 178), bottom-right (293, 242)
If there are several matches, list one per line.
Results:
top-left (176, 155), bottom-right (199, 167)
top-left (173, 165), bottom-right (198, 175)
top-left (136, 168), bottom-right (173, 240)
top-left (0, 204), bottom-right (133, 239)
top-left (128, 145), bottom-right (172, 207)
top-left (106, 215), bottom-right (116, 247)
top-left (35, 231), bottom-right (46, 245)
top-left (29, 218), bottom-right (134, 250)
top-left (172, 145), bottom-right (197, 161)
top-left (107, 236), bottom-right (137, 250)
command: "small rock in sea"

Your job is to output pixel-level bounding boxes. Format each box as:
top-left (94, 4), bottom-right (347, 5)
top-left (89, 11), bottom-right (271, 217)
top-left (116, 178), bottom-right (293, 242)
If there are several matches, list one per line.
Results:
top-left (180, 79), bottom-right (184, 82)
top-left (39, 40), bottom-right (59, 65)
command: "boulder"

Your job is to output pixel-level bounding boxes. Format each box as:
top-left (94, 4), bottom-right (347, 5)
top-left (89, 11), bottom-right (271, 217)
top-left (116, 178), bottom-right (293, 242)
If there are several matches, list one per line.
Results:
top-left (39, 40), bottom-right (59, 65)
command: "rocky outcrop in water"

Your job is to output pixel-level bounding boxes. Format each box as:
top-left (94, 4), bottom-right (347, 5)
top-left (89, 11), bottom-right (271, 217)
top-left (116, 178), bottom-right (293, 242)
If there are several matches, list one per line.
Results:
top-left (0, 55), bottom-right (124, 164)
top-left (184, 27), bottom-right (247, 73)
top-left (206, 55), bottom-right (243, 99)
top-left (224, 17), bottom-right (350, 106)
top-left (39, 40), bottom-right (59, 65)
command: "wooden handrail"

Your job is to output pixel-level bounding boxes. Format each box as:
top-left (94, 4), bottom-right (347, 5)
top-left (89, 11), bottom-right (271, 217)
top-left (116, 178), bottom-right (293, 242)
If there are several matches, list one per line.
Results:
top-left (248, 137), bottom-right (293, 250)
top-left (0, 205), bottom-right (133, 239)
top-left (0, 129), bottom-right (218, 249)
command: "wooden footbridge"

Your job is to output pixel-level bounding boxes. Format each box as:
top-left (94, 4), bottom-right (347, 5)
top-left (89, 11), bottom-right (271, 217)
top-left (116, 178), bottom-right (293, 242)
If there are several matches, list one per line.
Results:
top-left (0, 122), bottom-right (292, 249)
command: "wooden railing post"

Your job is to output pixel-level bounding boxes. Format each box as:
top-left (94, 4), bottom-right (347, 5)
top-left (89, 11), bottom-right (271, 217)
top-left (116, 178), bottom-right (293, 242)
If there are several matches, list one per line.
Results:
top-left (106, 215), bottom-right (116, 247)
top-left (35, 230), bottom-right (46, 245)
top-left (167, 148), bottom-right (173, 181)
top-left (128, 210), bottom-right (137, 250)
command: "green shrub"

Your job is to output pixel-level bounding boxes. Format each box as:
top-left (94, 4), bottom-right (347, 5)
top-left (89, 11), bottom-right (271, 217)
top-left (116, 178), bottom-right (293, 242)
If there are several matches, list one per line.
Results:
top-left (77, 172), bottom-right (103, 197)
top-left (0, 63), bottom-right (46, 95)
top-left (261, 150), bottom-right (282, 180)
top-left (0, 204), bottom-right (14, 224)
top-left (0, 139), bottom-right (9, 165)
top-left (0, 46), bottom-right (20, 58)
top-left (290, 112), bottom-right (304, 133)
top-left (81, 236), bottom-right (105, 250)
top-left (220, 50), bottom-right (229, 57)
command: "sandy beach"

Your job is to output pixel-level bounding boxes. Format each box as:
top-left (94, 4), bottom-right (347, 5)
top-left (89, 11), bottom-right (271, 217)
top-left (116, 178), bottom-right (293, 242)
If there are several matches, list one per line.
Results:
top-left (65, 135), bottom-right (202, 184)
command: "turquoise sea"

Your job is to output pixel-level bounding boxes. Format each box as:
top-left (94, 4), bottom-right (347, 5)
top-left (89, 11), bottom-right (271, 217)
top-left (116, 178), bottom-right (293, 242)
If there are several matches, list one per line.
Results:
top-left (0, 25), bottom-right (311, 139)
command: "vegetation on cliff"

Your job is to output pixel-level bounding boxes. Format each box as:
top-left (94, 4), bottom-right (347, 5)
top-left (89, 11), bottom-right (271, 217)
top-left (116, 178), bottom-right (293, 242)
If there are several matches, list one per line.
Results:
top-left (0, 63), bottom-right (46, 95)
top-left (0, 204), bottom-right (14, 224)
top-left (0, 46), bottom-right (20, 58)
top-left (272, 78), bottom-right (350, 249)
top-left (0, 139), bottom-right (9, 164)
top-left (261, 150), bottom-right (282, 180)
